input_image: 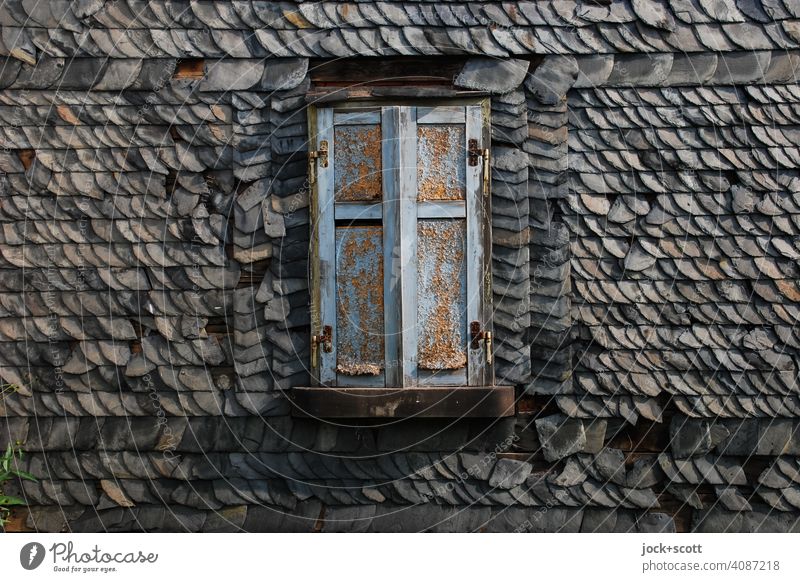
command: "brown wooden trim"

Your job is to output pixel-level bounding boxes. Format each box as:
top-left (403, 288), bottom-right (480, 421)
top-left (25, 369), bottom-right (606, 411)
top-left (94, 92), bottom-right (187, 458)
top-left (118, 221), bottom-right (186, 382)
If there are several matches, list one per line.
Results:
top-left (309, 57), bottom-right (467, 86)
top-left (288, 386), bottom-right (515, 418)
top-left (307, 57), bottom-right (496, 104)
top-left (307, 87), bottom-right (489, 103)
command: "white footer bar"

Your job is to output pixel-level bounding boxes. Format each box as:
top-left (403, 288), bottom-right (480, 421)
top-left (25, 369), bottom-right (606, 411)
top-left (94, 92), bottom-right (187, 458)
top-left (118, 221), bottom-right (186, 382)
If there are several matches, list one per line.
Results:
top-left (2, 533), bottom-right (797, 582)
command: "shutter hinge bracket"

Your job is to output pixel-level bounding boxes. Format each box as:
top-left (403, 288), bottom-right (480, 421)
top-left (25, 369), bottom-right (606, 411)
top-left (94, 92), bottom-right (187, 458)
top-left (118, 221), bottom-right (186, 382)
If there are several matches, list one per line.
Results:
top-left (482, 147), bottom-right (490, 197)
top-left (469, 139), bottom-right (490, 196)
top-left (470, 321), bottom-right (493, 365)
top-left (311, 324), bottom-right (332, 368)
top-left (308, 140), bottom-right (329, 185)
top-left (468, 139), bottom-right (481, 166)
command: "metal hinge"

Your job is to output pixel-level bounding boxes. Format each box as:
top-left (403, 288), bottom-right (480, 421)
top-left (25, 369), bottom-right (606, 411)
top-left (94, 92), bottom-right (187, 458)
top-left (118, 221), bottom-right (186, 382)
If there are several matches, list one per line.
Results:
top-left (308, 140), bottom-right (328, 185)
top-left (482, 147), bottom-right (490, 197)
top-left (468, 139), bottom-right (490, 196)
top-left (311, 324), bottom-right (332, 368)
top-left (468, 139), bottom-right (481, 166)
top-left (470, 321), bottom-right (493, 365)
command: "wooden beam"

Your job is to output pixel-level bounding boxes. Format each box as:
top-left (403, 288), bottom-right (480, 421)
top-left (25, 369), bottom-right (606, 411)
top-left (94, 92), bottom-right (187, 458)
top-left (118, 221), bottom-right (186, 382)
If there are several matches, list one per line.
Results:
top-left (289, 386), bottom-right (515, 418)
top-left (310, 57), bottom-right (467, 87)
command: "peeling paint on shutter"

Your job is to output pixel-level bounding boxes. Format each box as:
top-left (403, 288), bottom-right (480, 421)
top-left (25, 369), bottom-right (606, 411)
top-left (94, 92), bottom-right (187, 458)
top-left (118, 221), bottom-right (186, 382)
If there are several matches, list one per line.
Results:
top-left (335, 225), bottom-right (385, 377)
top-left (417, 125), bottom-right (466, 201)
top-left (417, 219), bottom-right (467, 370)
top-left (310, 100), bottom-right (492, 388)
top-left (334, 123), bottom-right (382, 202)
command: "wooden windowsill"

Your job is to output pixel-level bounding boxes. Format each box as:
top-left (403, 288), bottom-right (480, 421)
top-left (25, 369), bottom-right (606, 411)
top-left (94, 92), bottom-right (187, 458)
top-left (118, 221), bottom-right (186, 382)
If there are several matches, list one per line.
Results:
top-left (288, 386), bottom-right (515, 418)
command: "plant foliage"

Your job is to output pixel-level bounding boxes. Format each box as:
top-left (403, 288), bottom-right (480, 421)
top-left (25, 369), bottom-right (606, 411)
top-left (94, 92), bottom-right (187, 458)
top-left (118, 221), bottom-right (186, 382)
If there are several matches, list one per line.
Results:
top-left (0, 442), bottom-right (36, 527)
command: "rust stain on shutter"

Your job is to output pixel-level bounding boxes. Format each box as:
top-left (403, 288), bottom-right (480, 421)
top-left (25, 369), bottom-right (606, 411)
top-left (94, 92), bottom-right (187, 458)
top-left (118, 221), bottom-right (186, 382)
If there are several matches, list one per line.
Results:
top-left (417, 219), bottom-right (467, 370)
top-left (334, 124), bottom-right (382, 202)
top-left (417, 125), bottom-right (466, 201)
top-left (335, 225), bottom-right (385, 375)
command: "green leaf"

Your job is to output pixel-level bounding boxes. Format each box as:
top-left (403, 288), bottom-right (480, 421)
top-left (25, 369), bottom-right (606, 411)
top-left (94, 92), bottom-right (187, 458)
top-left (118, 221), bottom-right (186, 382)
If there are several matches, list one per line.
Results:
top-left (1, 446), bottom-right (10, 472)
top-left (10, 469), bottom-right (36, 482)
top-left (0, 495), bottom-right (26, 506)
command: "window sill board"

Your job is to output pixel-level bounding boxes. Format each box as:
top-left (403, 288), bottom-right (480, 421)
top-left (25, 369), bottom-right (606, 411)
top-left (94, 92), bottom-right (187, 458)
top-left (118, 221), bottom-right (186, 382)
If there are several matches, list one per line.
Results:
top-left (288, 386), bottom-right (515, 418)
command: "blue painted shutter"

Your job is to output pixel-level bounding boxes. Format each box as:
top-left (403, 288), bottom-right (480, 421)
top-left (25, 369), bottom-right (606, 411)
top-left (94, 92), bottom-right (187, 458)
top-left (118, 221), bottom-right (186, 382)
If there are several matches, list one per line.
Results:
top-left (311, 103), bottom-right (492, 387)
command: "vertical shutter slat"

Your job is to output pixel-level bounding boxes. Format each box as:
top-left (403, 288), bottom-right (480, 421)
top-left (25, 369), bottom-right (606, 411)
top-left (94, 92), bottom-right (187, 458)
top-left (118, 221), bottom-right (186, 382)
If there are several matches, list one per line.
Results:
top-left (383, 106), bottom-right (419, 387)
top-left (313, 107), bottom-right (337, 385)
top-left (466, 104), bottom-right (489, 386)
top-left (383, 106), bottom-right (403, 387)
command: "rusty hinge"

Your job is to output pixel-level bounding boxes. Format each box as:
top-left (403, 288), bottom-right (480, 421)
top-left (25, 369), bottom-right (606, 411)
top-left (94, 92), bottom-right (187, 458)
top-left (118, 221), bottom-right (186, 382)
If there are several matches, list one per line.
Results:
top-left (470, 321), bottom-right (493, 365)
top-left (308, 139), bottom-right (329, 185)
top-left (469, 139), bottom-right (490, 196)
top-left (482, 146), bottom-right (490, 197)
top-left (468, 139), bottom-right (481, 166)
top-left (311, 324), bottom-right (332, 368)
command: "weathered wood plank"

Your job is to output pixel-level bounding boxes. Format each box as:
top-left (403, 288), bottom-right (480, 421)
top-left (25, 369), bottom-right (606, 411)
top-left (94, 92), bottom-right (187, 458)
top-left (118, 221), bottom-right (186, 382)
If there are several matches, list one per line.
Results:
top-left (417, 200), bottom-right (467, 219)
top-left (333, 111), bottom-right (381, 125)
top-left (383, 106), bottom-right (403, 387)
top-left (417, 106), bottom-right (466, 125)
top-left (398, 106), bottom-right (419, 386)
top-left (467, 103), bottom-right (489, 386)
top-left (310, 58), bottom-right (467, 87)
top-left (290, 386), bottom-right (515, 418)
top-left (418, 368), bottom-right (469, 387)
top-left (334, 202), bottom-right (382, 221)
top-left (313, 107), bottom-right (337, 385)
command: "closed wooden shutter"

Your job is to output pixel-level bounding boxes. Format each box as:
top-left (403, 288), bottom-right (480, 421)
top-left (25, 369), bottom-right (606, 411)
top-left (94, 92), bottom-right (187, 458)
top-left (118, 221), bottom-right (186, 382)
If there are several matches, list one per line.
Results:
top-left (310, 101), bottom-right (492, 388)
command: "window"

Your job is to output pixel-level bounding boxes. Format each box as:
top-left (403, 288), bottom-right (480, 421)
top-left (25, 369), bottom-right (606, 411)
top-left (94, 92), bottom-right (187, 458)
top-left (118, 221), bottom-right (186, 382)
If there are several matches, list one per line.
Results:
top-left (300, 100), bottom-right (512, 417)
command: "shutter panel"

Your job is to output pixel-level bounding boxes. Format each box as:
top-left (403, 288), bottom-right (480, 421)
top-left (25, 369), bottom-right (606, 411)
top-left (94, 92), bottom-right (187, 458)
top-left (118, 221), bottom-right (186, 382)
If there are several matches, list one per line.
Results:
top-left (310, 102), bottom-right (492, 388)
top-left (412, 104), bottom-right (491, 386)
top-left (312, 107), bottom-right (393, 387)
top-left (311, 106), bottom-right (337, 385)
top-left (383, 106), bottom-right (418, 387)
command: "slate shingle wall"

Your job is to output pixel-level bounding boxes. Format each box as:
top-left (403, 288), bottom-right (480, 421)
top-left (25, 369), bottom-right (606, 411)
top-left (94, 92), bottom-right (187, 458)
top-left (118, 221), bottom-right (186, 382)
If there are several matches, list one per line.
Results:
top-left (1, 0), bottom-right (800, 532)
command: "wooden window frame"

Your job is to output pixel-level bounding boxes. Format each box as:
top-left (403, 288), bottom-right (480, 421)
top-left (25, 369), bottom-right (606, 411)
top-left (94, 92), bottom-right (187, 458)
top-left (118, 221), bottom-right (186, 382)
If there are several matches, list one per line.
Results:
top-left (294, 98), bottom-right (513, 418)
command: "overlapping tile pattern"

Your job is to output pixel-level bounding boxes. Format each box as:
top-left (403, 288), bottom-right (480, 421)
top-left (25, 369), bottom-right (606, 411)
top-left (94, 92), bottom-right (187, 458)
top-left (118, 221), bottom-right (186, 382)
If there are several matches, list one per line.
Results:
top-left (1, 1), bottom-right (799, 58)
top-left (1, 0), bottom-right (799, 532)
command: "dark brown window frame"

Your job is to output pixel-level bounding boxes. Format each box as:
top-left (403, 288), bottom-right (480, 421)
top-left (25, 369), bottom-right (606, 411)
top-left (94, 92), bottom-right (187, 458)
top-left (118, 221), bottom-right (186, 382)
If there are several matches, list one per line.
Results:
top-left (292, 75), bottom-right (513, 419)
